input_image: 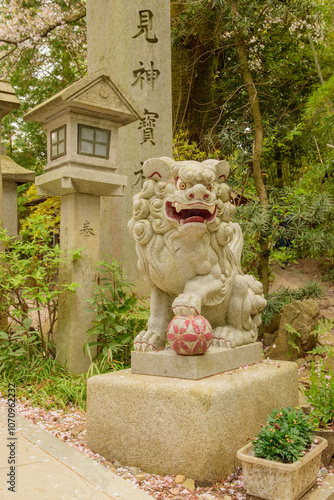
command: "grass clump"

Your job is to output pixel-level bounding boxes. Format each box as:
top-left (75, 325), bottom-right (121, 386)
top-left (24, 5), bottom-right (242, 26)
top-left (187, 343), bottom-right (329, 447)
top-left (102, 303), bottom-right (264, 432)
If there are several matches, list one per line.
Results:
top-left (0, 347), bottom-right (88, 410)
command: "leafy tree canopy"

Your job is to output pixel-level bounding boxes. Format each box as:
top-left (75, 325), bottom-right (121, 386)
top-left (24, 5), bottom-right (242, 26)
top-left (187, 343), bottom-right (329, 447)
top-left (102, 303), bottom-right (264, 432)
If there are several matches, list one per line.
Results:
top-left (0, 0), bottom-right (86, 171)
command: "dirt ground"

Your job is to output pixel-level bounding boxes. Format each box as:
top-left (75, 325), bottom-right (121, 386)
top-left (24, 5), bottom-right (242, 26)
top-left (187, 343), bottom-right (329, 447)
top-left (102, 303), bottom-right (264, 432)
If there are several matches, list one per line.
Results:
top-left (270, 259), bottom-right (334, 322)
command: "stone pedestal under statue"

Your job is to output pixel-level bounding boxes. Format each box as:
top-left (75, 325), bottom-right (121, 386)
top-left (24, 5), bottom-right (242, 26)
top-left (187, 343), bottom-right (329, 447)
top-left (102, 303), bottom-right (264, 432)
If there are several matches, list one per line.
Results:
top-left (87, 356), bottom-right (298, 484)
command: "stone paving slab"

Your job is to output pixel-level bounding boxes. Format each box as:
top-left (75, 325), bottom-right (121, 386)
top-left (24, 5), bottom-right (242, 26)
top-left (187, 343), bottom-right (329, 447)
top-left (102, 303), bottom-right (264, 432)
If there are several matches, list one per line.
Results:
top-left (0, 406), bottom-right (154, 500)
top-left (302, 474), bottom-right (334, 500)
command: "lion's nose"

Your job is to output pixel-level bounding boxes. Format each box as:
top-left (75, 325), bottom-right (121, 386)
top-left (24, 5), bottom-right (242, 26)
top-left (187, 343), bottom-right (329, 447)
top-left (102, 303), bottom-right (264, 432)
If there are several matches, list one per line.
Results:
top-left (187, 184), bottom-right (208, 200)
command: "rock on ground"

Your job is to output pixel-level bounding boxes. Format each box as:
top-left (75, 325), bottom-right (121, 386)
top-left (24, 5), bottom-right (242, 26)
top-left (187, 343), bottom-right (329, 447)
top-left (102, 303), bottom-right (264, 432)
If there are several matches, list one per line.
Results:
top-left (264, 299), bottom-right (319, 360)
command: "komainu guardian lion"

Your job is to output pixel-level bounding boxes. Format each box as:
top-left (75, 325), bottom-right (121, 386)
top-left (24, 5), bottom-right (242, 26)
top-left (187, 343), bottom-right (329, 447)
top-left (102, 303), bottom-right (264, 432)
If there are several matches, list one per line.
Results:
top-left (128, 157), bottom-right (266, 352)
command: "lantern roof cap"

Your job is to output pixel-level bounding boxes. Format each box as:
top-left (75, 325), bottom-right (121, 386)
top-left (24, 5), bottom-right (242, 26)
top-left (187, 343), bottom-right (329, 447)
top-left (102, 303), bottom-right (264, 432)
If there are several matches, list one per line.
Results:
top-left (24, 69), bottom-right (141, 125)
top-left (0, 80), bottom-right (20, 117)
top-left (0, 150), bottom-right (35, 184)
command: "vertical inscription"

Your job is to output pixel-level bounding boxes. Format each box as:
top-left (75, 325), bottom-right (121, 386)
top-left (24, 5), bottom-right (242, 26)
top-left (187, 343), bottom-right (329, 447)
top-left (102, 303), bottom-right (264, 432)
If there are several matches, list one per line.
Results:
top-left (132, 8), bottom-right (160, 173)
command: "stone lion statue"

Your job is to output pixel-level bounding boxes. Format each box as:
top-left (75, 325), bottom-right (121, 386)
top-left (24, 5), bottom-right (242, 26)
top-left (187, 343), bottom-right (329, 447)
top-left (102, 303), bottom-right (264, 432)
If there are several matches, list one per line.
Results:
top-left (128, 157), bottom-right (266, 352)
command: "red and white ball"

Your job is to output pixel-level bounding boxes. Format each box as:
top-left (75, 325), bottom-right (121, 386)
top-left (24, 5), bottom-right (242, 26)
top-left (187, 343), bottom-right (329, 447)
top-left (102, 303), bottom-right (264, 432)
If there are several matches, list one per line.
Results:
top-left (167, 315), bottom-right (213, 355)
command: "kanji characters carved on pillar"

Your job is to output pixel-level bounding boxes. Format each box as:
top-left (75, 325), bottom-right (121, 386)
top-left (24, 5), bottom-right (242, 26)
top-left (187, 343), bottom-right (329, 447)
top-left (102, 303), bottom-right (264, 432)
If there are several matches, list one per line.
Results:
top-left (132, 61), bottom-right (160, 90)
top-left (138, 109), bottom-right (159, 145)
top-left (133, 10), bottom-right (158, 43)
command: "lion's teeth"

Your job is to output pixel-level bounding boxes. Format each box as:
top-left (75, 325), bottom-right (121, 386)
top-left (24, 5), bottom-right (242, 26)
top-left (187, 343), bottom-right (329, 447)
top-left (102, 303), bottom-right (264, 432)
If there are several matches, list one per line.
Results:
top-left (173, 202), bottom-right (215, 213)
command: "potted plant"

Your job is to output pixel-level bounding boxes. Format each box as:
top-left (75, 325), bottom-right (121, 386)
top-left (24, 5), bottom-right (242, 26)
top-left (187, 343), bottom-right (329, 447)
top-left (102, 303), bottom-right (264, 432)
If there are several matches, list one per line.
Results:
top-left (237, 407), bottom-right (327, 500)
top-left (301, 346), bottom-right (334, 466)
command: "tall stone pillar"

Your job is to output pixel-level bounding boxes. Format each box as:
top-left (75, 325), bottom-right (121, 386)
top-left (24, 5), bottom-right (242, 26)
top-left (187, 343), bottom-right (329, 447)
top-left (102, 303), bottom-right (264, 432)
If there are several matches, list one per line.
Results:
top-left (57, 193), bottom-right (101, 372)
top-left (86, 0), bottom-right (173, 293)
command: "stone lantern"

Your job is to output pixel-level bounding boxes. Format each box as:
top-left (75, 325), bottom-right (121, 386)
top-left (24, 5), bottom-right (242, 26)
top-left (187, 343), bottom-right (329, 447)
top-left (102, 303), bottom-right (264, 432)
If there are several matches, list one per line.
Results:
top-left (0, 147), bottom-right (34, 237)
top-left (0, 80), bottom-right (20, 118)
top-left (0, 81), bottom-right (21, 232)
top-left (25, 68), bottom-right (140, 197)
top-left (25, 69), bottom-right (141, 373)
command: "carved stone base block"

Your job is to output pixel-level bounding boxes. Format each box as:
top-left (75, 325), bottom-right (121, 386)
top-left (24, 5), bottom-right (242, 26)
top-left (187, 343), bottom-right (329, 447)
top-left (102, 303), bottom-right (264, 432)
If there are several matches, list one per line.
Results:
top-left (131, 343), bottom-right (263, 380)
top-left (87, 360), bottom-right (298, 484)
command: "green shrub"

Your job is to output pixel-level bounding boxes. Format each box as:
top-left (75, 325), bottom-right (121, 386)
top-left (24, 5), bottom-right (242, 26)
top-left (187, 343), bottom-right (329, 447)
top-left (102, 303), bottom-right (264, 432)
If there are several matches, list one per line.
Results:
top-left (301, 346), bottom-right (334, 430)
top-left (173, 129), bottom-right (223, 162)
top-left (84, 259), bottom-right (150, 374)
top-left (253, 407), bottom-right (314, 463)
top-left (0, 214), bottom-right (79, 353)
top-left (233, 187), bottom-right (334, 279)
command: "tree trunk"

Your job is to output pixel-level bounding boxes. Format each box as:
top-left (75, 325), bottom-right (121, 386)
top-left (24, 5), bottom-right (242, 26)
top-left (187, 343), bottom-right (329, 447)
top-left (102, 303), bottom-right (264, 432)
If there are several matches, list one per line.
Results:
top-left (307, 34), bottom-right (325, 85)
top-left (230, 0), bottom-right (269, 294)
top-left (171, 2), bottom-right (222, 144)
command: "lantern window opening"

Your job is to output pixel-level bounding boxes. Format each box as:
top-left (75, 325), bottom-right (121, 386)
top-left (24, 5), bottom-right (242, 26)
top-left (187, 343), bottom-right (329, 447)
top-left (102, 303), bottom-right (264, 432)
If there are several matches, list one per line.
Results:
top-left (78, 124), bottom-right (111, 159)
top-left (50, 125), bottom-right (66, 160)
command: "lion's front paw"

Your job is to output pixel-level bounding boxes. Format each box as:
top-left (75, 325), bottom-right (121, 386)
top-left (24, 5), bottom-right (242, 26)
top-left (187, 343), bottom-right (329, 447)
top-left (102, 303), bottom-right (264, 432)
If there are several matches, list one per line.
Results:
top-left (172, 294), bottom-right (201, 316)
top-left (133, 330), bottom-right (166, 352)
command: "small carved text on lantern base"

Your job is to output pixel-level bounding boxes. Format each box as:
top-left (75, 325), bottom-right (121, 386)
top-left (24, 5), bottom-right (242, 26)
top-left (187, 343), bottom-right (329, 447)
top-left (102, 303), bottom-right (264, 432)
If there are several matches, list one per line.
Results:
top-left (167, 315), bottom-right (213, 355)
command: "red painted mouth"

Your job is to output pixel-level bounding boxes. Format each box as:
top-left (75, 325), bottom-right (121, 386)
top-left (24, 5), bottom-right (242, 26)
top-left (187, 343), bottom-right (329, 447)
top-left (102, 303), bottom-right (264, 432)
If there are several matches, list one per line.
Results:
top-left (165, 201), bottom-right (216, 225)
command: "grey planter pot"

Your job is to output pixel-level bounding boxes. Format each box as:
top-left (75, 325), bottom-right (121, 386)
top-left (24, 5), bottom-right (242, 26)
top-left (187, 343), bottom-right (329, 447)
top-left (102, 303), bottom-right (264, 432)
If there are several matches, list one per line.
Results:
top-left (237, 437), bottom-right (328, 500)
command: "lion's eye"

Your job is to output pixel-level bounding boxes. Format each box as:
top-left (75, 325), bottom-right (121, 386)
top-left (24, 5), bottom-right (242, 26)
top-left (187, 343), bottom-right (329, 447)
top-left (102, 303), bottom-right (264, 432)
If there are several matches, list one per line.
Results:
top-left (207, 184), bottom-right (213, 191)
top-left (179, 181), bottom-right (187, 190)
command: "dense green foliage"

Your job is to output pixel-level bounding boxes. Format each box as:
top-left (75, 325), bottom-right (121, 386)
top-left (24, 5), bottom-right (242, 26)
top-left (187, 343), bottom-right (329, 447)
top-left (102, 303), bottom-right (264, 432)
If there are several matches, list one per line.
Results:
top-left (171, 0), bottom-right (334, 182)
top-left (0, 228), bottom-right (149, 409)
top-left (233, 184), bottom-right (334, 278)
top-left (253, 407), bottom-right (314, 463)
top-left (0, 350), bottom-right (87, 410)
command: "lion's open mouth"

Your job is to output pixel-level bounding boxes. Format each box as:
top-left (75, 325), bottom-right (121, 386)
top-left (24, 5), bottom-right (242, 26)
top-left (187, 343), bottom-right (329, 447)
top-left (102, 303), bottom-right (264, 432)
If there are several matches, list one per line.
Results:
top-left (165, 201), bottom-right (216, 225)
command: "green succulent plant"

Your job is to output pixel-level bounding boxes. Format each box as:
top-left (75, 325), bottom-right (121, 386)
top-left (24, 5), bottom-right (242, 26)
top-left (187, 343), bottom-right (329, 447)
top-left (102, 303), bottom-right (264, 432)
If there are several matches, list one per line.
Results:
top-left (253, 407), bottom-right (314, 463)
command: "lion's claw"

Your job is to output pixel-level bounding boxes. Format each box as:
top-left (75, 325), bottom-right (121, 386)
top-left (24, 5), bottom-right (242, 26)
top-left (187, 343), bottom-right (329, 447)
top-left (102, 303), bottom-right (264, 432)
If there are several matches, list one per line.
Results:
top-left (172, 294), bottom-right (201, 316)
top-left (133, 331), bottom-right (165, 352)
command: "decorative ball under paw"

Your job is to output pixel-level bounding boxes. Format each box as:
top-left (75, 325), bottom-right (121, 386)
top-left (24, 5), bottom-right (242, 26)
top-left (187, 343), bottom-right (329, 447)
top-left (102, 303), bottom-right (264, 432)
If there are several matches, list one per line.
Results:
top-left (167, 315), bottom-right (213, 355)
